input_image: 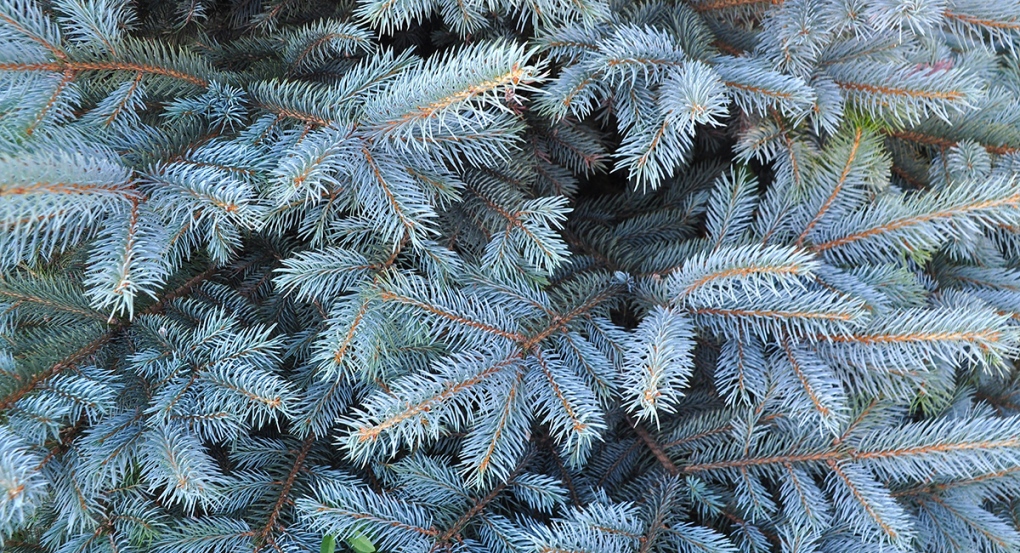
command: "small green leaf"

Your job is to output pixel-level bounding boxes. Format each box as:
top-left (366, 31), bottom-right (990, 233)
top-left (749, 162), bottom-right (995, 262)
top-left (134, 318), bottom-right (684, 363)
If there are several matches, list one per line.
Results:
top-left (347, 534), bottom-right (376, 553)
top-left (321, 534), bottom-right (336, 553)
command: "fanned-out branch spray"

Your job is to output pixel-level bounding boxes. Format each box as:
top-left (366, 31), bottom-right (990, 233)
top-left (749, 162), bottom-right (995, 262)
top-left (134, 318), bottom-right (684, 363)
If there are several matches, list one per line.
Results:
top-left (3, 0), bottom-right (1020, 551)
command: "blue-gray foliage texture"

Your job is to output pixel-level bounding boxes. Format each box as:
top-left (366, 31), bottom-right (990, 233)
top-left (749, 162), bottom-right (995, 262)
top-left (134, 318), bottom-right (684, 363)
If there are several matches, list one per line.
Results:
top-left (3, 0), bottom-right (1020, 551)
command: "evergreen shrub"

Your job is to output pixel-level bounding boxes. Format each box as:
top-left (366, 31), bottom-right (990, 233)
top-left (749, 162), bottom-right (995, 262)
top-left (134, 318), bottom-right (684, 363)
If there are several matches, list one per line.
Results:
top-left (4, 0), bottom-right (1020, 551)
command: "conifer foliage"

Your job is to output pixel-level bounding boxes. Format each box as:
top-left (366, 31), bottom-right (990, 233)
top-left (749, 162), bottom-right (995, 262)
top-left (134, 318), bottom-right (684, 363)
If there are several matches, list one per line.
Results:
top-left (4, 0), bottom-right (1020, 551)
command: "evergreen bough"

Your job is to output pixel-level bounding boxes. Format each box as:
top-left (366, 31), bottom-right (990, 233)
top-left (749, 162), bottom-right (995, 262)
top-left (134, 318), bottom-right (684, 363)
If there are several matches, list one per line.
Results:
top-left (3, 0), bottom-right (1020, 551)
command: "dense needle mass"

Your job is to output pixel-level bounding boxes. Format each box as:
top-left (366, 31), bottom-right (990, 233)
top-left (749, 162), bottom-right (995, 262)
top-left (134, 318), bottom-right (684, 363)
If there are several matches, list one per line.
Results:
top-left (3, 0), bottom-right (1020, 552)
